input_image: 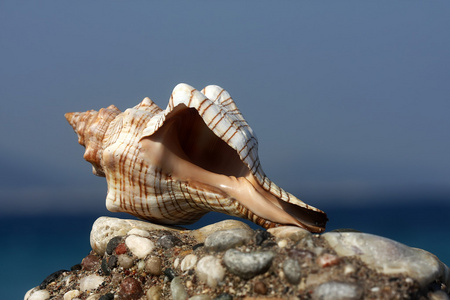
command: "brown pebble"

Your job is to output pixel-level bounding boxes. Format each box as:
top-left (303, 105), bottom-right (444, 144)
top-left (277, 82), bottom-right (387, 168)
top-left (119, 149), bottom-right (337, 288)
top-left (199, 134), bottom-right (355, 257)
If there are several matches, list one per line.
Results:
top-left (254, 281), bottom-right (268, 295)
top-left (119, 277), bottom-right (144, 300)
top-left (115, 243), bottom-right (128, 255)
top-left (317, 253), bottom-right (340, 267)
top-left (81, 254), bottom-right (100, 271)
top-left (145, 256), bottom-right (163, 275)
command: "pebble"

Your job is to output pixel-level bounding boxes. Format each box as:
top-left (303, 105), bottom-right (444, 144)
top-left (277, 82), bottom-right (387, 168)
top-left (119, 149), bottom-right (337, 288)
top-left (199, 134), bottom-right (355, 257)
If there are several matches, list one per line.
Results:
top-left (90, 217), bottom-right (183, 255)
top-left (145, 256), bottom-right (163, 275)
top-left (106, 236), bottom-right (123, 255)
top-left (115, 243), bottom-right (128, 255)
top-left (171, 276), bottom-right (189, 300)
top-left (125, 235), bottom-right (155, 258)
top-left (196, 255), bottom-right (226, 287)
top-left (189, 219), bottom-right (252, 243)
top-left (267, 226), bottom-right (311, 242)
top-left (323, 232), bottom-right (450, 288)
top-left (213, 294), bottom-right (233, 300)
top-left (164, 268), bottom-right (178, 281)
top-left (26, 289), bottom-right (50, 300)
top-left (317, 253), bottom-right (340, 267)
top-left (40, 269), bottom-right (67, 289)
top-left (128, 228), bottom-right (150, 237)
top-left (189, 295), bottom-right (212, 300)
top-left (146, 285), bottom-right (162, 300)
top-left (63, 289), bottom-right (80, 300)
top-left (282, 258), bottom-right (302, 284)
top-left (223, 249), bottom-right (275, 279)
top-left (158, 234), bottom-right (182, 249)
top-left (79, 274), bottom-right (104, 292)
top-left (312, 281), bottom-right (363, 300)
top-left (204, 228), bottom-right (253, 251)
top-left (254, 230), bottom-right (272, 246)
top-left (99, 293), bottom-right (114, 300)
top-left (254, 281), bottom-right (268, 295)
top-left (180, 254), bottom-right (198, 271)
top-left (86, 294), bottom-right (102, 300)
top-left (119, 277), bottom-right (144, 300)
top-left (117, 254), bottom-right (134, 269)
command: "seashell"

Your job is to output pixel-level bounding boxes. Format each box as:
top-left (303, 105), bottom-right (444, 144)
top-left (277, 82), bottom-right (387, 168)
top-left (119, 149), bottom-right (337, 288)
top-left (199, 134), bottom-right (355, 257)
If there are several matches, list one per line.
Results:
top-left (65, 83), bottom-right (328, 232)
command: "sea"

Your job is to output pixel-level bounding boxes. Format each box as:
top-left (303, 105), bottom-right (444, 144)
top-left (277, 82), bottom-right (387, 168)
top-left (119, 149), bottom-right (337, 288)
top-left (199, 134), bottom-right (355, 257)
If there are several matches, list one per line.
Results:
top-left (2, 202), bottom-right (449, 300)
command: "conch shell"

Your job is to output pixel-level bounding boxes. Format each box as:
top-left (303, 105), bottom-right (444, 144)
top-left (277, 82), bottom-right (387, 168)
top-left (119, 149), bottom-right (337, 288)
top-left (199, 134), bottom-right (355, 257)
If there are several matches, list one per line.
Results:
top-left (65, 84), bottom-right (328, 232)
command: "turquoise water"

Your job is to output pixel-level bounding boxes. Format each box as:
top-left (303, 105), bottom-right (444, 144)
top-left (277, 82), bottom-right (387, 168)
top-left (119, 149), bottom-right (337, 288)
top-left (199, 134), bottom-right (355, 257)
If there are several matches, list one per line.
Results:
top-left (3, 203), bottom-right (449, 300)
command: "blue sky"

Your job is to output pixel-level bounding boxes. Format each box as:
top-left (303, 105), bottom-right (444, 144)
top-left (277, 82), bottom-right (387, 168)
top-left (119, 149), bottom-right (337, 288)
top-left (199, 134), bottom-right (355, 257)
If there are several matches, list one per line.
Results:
top-left (1, 1), bottom-right (449, 216)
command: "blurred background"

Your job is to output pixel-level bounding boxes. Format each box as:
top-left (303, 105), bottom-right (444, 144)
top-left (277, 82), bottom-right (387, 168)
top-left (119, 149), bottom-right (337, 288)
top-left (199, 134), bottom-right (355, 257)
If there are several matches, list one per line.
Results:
top-left (1, 1), bottom-right (449, 299)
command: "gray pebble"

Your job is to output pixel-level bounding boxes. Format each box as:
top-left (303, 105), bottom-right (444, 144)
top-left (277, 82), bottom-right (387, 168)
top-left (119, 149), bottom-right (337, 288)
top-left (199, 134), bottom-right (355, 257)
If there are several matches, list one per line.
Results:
top-left (282, 258), bottom-right (301, 284)
top-left (223, 249), bottom-right (274, 279)
top-left (312, 281), bottom-right (363, 300)
top-left (171, 277), bottom-right (188, 300)
top-left (106, 236), bottom-right (123, 255)
top-left (205, 228), bottom-right (253, 251)
top-left (158, 235), bottom-right (181, 249)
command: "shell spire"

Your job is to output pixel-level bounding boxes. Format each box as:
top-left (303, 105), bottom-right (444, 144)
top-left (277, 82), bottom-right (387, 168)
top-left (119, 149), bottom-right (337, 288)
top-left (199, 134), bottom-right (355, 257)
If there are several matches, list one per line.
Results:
top-left (65, 105), bottom-right (121, 176)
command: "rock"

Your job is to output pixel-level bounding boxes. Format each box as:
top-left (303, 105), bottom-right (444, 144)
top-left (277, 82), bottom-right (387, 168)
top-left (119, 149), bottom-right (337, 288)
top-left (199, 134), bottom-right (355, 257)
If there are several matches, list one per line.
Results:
top-left (158, 234), bottom-right (182, 249)
top-left (205, 228), bottom-right (253, 251)
top-left (267, 226), bottom-right (311, 242)
top-left (189, 295), bottom-right (212, 300)
top-left (254, 230), bottom-right (272, 246)
top-left (180, 254), bottom-right (198, 271)
top-left (253, 281), bottom-right (268, 295)
top-left (99, 293), bottom-right (114, 300)
top-left (63, 290), bottom-right (80, 300)
top-left (25, 289), bottom-right (50, 300)
top-left (79, 275), bottom-right (104, 292)
top-left (196, 255), bottom-right (226, 288)
top-left (223, 249), bottom-right (275, 279)
top-left (115, 243), bottom-right (128, 255)
top-left (164, 268), bottom-right (177, 281)
top-left (323, 232), bottom-right (450, 288)
top-left (117, 254), bottom-right (134, 269)
top-left (282, 258), bottom-right (301, 284)
top-left (189, 219), bottom-right (251, 243)
top-left (40, 270), bottom-right (67, 289)
top-left (171, 276), bottom-right (189, 300)
top-left (128, 228), bottom-right (150, 237)
top-left (312, 281), bottom-right (363, 300)
top-left (90, 217), bottom-right (183, 255)
top-left (316, 253), bottom-right (340, 268)
top-left (106, 236), bottom-right (123, 255)
top-left (125, 235), bottom-right (155, 258)
top-left (145, 256), bottom-right (163, 275)
top-left (146, 285), bottom-right (162, 300)
top-left (25, 217), bottom-right (450, 300)
top-left (82, 254), bottom-right (101, 271)
top-left (118, 277), bottom-right (144, 300)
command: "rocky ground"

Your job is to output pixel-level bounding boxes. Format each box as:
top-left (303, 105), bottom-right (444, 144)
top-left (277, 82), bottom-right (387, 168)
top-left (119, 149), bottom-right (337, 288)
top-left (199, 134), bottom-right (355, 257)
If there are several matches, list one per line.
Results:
top-left (25, 217), bottom-right (450, 300)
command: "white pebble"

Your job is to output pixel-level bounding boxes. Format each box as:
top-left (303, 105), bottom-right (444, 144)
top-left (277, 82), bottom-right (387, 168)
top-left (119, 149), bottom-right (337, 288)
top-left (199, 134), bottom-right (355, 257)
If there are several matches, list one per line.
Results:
top-left (128, 228), bottom-right (150, 237)
top-left (63, 290), bottom-right (80, 300)
top-left (344, 264), bottom-right (356, 275)
top-left (118, 254), bottom-right (134, 269)
top-left (196, 255), bottom-right (225, 288)
top-left (181, 254), bottom-right (198, 271)
top-left (26, 289), bottom-right (50, 300)
top-left (137, 259), bottom-right (146, 270)
top-left (174, 257), bottom-right (180, 269)
top-left (277, 239), bottom-right (288, 248)
top-left (79, 275), bottom-right (104, 292)
top-left (126, 235), bottom-right (155, 258)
